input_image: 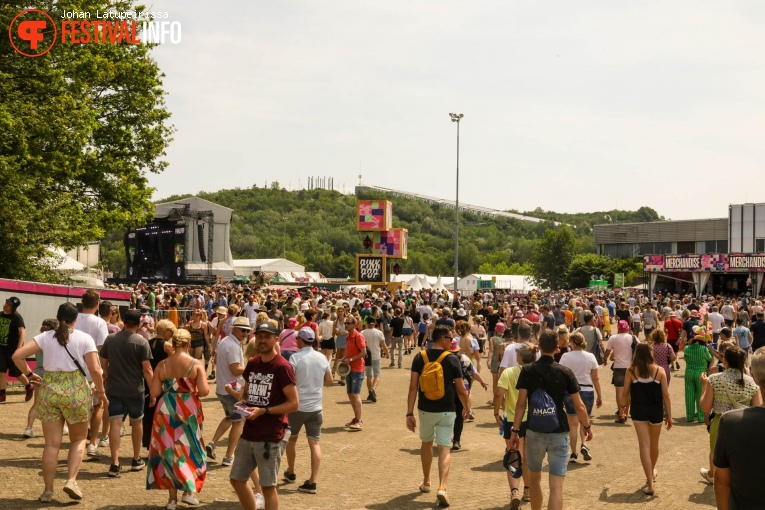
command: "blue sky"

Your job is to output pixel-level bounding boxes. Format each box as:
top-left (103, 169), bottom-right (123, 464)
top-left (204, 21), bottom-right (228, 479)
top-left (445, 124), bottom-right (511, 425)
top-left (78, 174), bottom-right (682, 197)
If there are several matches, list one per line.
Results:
top-left (147, 1), bottom-right (765, 220)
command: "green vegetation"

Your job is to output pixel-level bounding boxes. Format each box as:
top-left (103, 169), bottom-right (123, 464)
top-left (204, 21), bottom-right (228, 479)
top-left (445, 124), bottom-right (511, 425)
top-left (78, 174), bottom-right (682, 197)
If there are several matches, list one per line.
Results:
top-left (101, 185), bottom-right (656, 287)
top-left (0, 1), bottom-right (173, 281)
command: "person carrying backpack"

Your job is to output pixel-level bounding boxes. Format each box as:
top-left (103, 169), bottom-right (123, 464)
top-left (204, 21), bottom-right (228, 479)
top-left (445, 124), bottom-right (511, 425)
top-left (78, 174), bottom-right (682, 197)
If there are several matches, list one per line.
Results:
top-left (406, 325), bottom-right (470, 508)
top-left (508, 331), bottom-right (593, 510)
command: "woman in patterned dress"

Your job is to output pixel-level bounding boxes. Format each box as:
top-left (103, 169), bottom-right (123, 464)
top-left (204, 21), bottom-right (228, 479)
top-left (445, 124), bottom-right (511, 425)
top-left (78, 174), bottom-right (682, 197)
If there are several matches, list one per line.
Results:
top-left (698, 346), bottom-right (760, 484)
top-left (650, 329), bottom-right (676, 384)
top-left (147, 329), bottom-right (209, 510)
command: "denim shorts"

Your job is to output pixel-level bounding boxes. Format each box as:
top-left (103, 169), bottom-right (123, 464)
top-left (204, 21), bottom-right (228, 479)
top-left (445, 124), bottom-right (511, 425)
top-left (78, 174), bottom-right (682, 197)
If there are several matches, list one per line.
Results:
top-left (525, 430), bottom-right (570, 477)
top-left (217, 393), bottom-right (244, 422)
top-left (107, 393), bottom-right (145, 421)
top-left (365, 359), bottom-right (382, 378)
top-left (563, 391), bottom-right (594, 416)
top-left (346, 371), bottom-right (364, 394)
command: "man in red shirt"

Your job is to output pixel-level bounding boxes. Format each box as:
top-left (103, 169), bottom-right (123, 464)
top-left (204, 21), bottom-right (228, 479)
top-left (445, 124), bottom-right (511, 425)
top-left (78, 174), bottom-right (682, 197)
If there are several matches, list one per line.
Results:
top-left (664, 311), bottom-right (683, 370)
top-left (340, 316), bottom-right (367, 430)
top-left (230, 322), bottom-right (299, 510)
top-left (524, 305), bottom-right (540, 323)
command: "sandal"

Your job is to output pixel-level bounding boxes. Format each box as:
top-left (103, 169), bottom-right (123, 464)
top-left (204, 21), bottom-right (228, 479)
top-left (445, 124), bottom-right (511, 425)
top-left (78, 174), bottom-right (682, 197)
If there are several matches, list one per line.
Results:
top-left (641, 486), bottom-right (654, 496)
top-left (653, 469), bottom-right (658, 482)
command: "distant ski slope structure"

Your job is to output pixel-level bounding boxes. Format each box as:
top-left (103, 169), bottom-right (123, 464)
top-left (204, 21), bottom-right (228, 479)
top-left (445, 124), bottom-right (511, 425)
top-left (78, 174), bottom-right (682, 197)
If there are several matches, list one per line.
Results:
top-left (355, 185), bottom-right (561, 226)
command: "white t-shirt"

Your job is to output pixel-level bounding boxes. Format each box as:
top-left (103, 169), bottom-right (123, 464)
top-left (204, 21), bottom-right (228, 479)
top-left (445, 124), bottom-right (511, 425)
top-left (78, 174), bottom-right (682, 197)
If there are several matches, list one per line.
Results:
top-left (242, 303), bottom-right (259, 324)
top-left (74, 313), bottom-right (108, 381)
top-left (289, 347), bottom-right (330, 412)
top-left (318, 320), bottom-right (334, 341)
top-left (606, 333), bottom-right (634, 369)
top-left (361, 328), bottom-right (386, 360)
top-left (709, 312), bottom-right (725, 333)
top-left (721, 305), bottom-right (735, 321)
top-left (34, 330), bottom-right (97, 373)
top-left (215, 335), bottom-right (244, 395)
top-left (500, 343), bottom-right (541, 368)
top-left (559, 350), bottom-right (598, 392)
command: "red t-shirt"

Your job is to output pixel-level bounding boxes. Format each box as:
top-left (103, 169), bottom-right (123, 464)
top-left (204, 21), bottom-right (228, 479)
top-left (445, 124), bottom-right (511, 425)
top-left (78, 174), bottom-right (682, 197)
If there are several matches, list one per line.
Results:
top-left (241, 354), bottom-right (296, 443)
top-left (345, 330), bottom-right (367, 373)
top-left (665, 318), bottom-right (683, 341)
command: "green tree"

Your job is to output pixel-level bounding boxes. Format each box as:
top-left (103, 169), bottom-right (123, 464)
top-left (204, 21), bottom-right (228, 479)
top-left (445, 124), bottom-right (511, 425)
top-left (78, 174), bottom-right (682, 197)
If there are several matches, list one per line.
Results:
top-left (565, 253), bottom-right (615, 288)
top-left (0, 1), bottom-right (173, 281)
top-left (532, 227), bottom-right (577, 289)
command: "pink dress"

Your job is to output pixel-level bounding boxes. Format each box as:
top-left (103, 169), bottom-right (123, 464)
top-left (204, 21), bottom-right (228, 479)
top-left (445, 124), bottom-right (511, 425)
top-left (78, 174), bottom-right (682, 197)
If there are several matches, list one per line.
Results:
top-left (652, 343), bottom-right (674, 384)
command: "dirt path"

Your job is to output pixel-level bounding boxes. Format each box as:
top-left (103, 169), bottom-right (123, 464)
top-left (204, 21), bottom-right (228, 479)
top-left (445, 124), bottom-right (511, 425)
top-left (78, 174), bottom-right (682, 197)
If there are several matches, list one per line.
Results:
top-left (0, 355), bottom-right (715, 509)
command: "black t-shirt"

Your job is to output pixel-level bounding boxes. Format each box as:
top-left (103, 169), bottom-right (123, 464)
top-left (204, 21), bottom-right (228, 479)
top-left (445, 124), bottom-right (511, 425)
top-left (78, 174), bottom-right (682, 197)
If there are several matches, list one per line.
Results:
top-left (687, 304), bottom-right (700, 312)
top-left (543, 313), bottom-right (555, 330)
top-left (0, 312), bottom-right (25, 353)
top-left (750, 320), bottom-right (765, 349)
top-left (616, 309), bottom-right (631, 323)
top-left (390, 317), bottom-right (405, 337)
top-left (516, 355), bottom-right (580, 433)
top-left (713, 407), bottom-right (765, 509)
top-left (411, 349), bottom-right (462, 413)
top-left (478, 307), bottom-right (490, 319)
top-left (683, 319), bottom-right (700, 342)
top-left (486, 312), bottom-right (501, 331)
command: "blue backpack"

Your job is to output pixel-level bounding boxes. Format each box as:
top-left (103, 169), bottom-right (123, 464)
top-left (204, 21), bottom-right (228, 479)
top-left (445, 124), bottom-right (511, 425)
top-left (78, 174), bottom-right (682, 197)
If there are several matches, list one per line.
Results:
top-left (527, 388), bottom-right (560, 433)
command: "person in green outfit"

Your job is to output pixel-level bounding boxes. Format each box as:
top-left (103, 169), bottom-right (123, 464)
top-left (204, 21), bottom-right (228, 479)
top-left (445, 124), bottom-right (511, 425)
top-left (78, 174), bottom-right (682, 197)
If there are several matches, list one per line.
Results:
top-left (683, 326), bottom-right (713, 423)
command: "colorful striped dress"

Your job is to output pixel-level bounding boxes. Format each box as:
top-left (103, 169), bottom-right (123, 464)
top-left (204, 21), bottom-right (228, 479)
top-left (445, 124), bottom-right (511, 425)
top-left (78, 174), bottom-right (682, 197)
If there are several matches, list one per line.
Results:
top-left (147, 374), bottom-right (206, 494)
top-left (683, 342), bottom-right (712, 422)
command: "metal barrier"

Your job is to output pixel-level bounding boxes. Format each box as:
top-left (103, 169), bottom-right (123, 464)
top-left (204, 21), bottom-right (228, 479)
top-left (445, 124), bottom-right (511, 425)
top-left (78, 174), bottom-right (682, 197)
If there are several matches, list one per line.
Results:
top-left (153, 308), bottom-right (196, 327)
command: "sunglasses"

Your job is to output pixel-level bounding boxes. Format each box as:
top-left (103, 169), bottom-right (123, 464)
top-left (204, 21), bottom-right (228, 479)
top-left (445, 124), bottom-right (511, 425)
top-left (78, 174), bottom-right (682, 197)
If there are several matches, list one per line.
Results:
top-left (344, 321), bottom-right (355, 325)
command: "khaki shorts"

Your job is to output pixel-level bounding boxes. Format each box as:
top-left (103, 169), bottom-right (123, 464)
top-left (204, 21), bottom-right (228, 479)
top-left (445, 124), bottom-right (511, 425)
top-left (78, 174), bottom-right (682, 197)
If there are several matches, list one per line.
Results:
top-left (229, 431), bottom-right (291, 487)
top-left (38, 371), bottom-right (93, 424)
top-left (417, 410), bottom-right (456, 447)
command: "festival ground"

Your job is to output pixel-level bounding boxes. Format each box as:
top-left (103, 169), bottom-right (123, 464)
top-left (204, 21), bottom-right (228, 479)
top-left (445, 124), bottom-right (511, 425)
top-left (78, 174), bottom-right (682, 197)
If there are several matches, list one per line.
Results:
top-left (1, 355), bottom-right (714, 510)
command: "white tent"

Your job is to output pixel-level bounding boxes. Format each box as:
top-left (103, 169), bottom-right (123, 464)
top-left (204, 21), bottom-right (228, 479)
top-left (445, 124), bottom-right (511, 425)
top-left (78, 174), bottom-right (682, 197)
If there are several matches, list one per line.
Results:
top-left (418, 275), bottom-right (433, 289)
top-left (407, 276), bottom-right (424, 290)
top-left (434, 276), bottom-right (448, 291)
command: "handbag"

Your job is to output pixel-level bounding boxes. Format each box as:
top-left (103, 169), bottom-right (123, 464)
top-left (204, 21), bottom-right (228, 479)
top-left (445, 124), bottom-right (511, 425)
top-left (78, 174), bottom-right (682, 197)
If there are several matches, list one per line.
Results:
top-left (722, 383), bottom-right (747, 411)
top-left (592, 329), bottom-right (605, 365)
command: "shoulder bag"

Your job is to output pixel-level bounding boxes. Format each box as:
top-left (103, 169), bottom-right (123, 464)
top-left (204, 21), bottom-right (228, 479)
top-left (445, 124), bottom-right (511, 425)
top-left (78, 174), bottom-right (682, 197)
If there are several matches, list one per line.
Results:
top-left (63, 343), bottom-right (87, 378)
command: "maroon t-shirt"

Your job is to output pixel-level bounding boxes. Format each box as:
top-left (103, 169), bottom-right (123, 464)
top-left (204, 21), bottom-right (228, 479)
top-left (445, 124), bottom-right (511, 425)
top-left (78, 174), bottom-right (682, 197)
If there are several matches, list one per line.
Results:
top-left (241, 354), bottom-right (296, 443)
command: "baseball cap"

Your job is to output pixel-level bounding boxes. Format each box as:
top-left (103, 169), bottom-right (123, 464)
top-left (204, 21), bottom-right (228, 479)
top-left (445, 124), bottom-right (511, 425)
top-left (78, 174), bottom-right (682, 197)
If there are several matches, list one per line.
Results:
top-left (5, 296), bottom-right (21, 309)
top-left (618, 320), bottom-right (630, 332)
top-left (255, 322), bottom-right (278, 335)
top-left (297, 327), bottom-right (315, 342)
top-left (503, 449), bottom-right (523, 479)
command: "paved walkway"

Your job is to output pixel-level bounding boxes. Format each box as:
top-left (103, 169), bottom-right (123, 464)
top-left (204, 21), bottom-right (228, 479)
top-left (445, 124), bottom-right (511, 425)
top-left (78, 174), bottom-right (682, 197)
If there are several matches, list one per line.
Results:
top-left (0, 354), bottom-right (716, 509)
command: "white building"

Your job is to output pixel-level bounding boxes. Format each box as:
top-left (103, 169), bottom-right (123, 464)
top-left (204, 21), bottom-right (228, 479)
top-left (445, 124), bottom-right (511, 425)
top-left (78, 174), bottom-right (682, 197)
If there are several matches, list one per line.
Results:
top-left (456, 274), bottom-right (538, 292)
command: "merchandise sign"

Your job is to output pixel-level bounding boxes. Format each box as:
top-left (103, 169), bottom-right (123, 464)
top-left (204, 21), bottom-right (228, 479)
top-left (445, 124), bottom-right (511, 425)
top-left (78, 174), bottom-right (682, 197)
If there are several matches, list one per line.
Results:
top-left (644, 253), bottom-right (765, 273)
top-left (356, 255), bottom-right (386, 284)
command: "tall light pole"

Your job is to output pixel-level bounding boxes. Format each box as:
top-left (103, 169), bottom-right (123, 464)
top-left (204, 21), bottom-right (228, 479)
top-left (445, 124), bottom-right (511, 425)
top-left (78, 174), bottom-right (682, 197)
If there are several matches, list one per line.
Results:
top-left (449, 113), bottom-right (463, 297)
top-left (282, 216), bottom-right (287, 259)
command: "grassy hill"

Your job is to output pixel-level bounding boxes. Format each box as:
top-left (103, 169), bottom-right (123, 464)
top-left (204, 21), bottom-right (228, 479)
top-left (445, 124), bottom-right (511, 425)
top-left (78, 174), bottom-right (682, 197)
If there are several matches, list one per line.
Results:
top-left (100, 184), bottom-right (660, 279)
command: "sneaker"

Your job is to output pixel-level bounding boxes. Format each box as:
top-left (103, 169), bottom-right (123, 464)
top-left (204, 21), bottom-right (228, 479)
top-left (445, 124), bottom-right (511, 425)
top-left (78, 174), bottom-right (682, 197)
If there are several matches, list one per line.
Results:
top-left (131, 458), bottom-right (145, 471)
top-left (205, 442), bottom-right (216, 460)
top-left (700, 468), bottom-right (714, 485)
top-left (349, 420), bottom-right (363, 431)
top-left (0, 393), bottom-right (5, 403)
top-left (615, 416), bottom-right (627, 424)
top-left (181, 492), bottom-right (199, 505)
top-left (569, 453), bottom-right (578, 463)
top-left (208, 371), bottom-right (216, 380)
top-left (369, 390), bottom-right (377, 403)
top-left (451, 442), bottom-right (461, 451)
top-left (86, 444), bottom-right (99, 456)
top-left (675, 361), bottom-right (681, 370)
top-left (63, 425), bottom-right (69, 435)
top-left (338, 379), bottom-right (345, 386)
top-left (63, 479), bottom-right (82, 500)
top-left (345, 418), bottom-right (358, 427)
top-left (436, 487), bottom-right (450, 507)
top-left (510, 488), bottom-right (521, 510)
top-left (580, 444), bottom-right (592, 461)
top-left (24, 384), bottom-right (34, 402)
top-left (283, 469), bottom-right (296, 483)
top-left (298, 480), bottom-right (317, 494)
top-left (166, 501), bottom-right (177, 510)
top-left (389, 362), bottom-right (395, 368)
top-left (120, 426), bottom-right (127, 437)
top-left (222, 456), bottom-right (234, 466)
top-left (39, 490), bottom-right (54, 503)
top-left (254, 492), bottom-right (265, 510)
top-left (419, 482), bottom-right (431, 493)
top-left (523, 487), bottom-right (530, 502)
top-left (98, 437), bottom-right (109, 448)
top-left (23, 427), bottom-right (34, 438)
top-left (108, 464), bottom-right (121, 477)
top-left (366, 393), bottom-right (373, 402)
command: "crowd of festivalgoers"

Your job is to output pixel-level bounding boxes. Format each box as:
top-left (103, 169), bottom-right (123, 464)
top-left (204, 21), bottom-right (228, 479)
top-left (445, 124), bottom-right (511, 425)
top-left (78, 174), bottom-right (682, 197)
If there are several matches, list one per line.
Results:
top-left (2, 282), bottom-right (765, 509)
